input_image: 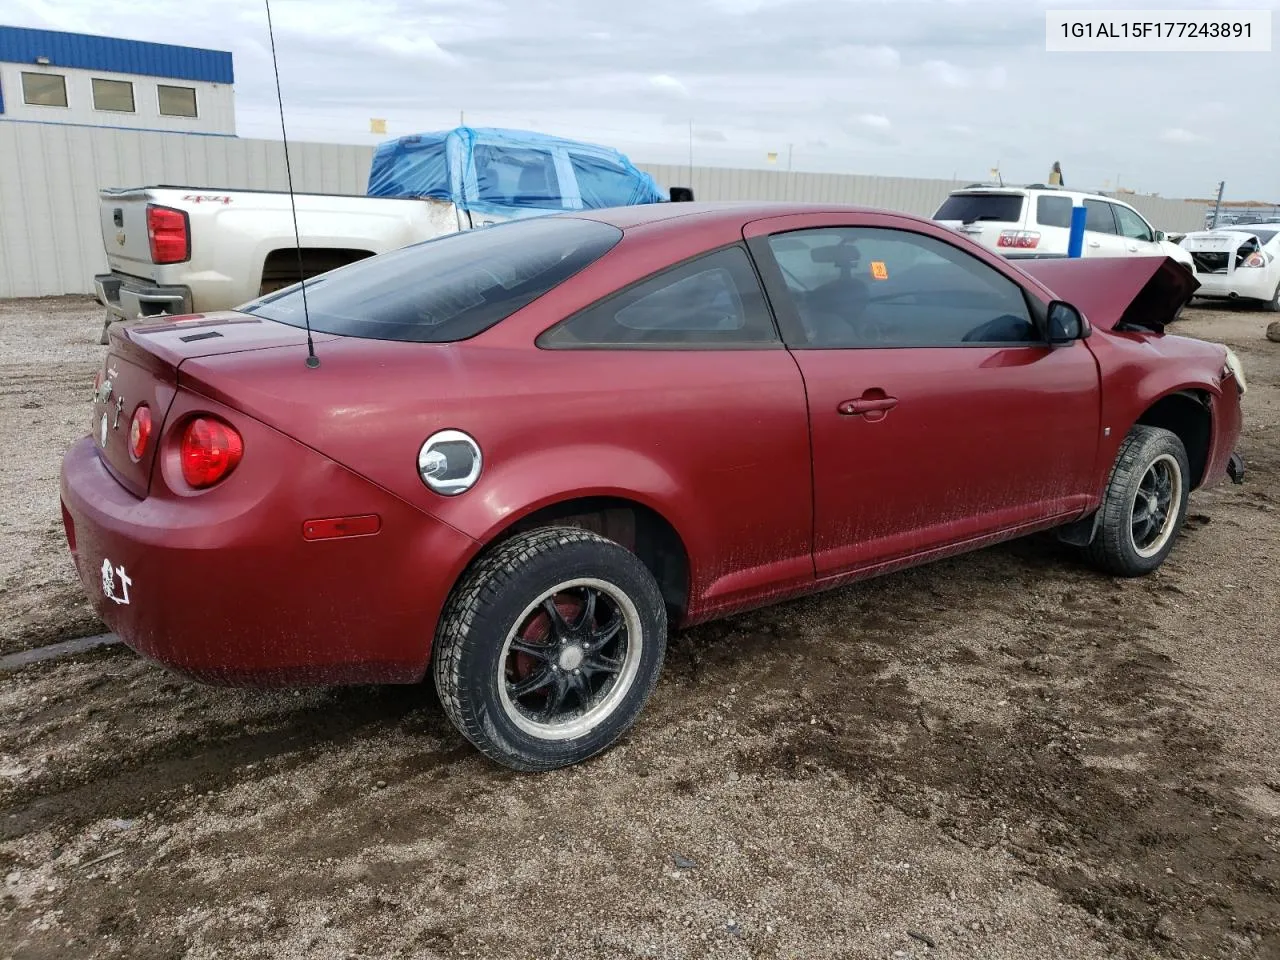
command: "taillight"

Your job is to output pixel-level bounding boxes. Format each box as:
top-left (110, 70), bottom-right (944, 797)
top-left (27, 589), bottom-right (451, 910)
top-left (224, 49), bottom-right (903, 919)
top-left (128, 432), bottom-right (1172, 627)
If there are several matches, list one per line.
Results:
top-left (997, 230), bottom-right (1040, 249)
top-left (1241, 251), bottom-right (1267, 268)
top-left (146, 204), bottom-right (189, 264)
top-left (128, 405), bottom-right (152, 461)
top-left (180, 417), bottom-right (243, 489)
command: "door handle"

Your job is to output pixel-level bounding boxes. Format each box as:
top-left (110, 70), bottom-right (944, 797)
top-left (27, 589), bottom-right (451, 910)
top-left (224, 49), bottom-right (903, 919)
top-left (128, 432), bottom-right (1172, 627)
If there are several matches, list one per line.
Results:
top-left (1088, 240), bottom-right (1101, 248)
top-left (838, 396), bottom-right (899, 416)
top-left (1127, 244), bottom-right (1139, 252)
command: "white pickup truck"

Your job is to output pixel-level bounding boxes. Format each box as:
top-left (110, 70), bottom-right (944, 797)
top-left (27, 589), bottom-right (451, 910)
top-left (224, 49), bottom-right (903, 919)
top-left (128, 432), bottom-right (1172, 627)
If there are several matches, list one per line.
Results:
top-left (94, 127), bottom-right (687, 342)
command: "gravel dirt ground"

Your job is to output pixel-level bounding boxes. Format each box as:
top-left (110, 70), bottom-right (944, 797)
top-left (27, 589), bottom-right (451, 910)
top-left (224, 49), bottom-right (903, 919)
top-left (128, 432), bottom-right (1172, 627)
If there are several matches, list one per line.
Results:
top-left (0, 296), bottom-right (1277, 960)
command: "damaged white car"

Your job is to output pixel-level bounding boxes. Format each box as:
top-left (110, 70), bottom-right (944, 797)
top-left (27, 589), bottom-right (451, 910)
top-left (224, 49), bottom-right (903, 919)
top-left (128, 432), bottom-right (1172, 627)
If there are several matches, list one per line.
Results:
top-left (1179, 223), bottom-right (1280, 312)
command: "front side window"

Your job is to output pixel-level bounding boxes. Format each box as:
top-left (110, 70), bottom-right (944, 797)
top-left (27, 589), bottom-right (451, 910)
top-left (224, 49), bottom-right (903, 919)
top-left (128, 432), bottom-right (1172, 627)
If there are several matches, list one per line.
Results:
top-left (242, 217), bottom-right (622, 343)
top-left (22, 72), bottom-right (67, 107)
top-left (764, 226), bottom-right (1037, 348)
top-left (92, 78), bottom-right (135, 113)
top-left (1084, 199), bottom-right (1117, 234)
top-left (157, 84), bottom-right (197, 117)
top-left (1112, 204), bottom-right (1154, 241)
top-left (539, 246), bottom-right (777, 347)
top-left (568, 153), bottom-right (638, 208)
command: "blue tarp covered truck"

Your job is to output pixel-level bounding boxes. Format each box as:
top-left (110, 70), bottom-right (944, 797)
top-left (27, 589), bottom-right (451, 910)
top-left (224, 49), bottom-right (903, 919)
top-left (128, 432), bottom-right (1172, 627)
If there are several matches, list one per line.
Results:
top-left (94, 127), bottom-right (691, 338)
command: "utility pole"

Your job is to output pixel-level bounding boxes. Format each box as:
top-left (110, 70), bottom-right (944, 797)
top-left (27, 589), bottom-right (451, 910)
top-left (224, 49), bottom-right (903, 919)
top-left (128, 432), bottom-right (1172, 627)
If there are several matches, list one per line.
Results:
top-left (786, 143), bottom-right (793, 172)
top-left (1211, 180), bottom-right (1225, 228)
top-left (460, 110), bottom-right (465, 127)
top-left (688, 119), bottom-right (694, 188)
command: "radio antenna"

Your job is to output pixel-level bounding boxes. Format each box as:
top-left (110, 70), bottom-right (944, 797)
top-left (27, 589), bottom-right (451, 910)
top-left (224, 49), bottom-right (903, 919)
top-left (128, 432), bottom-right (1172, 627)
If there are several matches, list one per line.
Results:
top-left (264, 0), bottom-right (319, 368)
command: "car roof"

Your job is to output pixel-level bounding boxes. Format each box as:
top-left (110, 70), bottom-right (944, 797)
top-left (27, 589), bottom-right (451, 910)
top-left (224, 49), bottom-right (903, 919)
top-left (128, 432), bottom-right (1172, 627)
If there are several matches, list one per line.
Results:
top-left (569, 200), bottom-right (888, 231)
top-left (947, 185), bottom-right (1133, 205)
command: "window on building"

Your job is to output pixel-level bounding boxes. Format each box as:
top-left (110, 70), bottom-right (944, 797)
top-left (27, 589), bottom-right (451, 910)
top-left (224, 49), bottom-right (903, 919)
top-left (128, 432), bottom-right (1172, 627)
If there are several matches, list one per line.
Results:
top-left (92, 78), bottom-right (135, 113)
top-left (157, 84), bottom-right (197, 118)
top-left (22, 72), bottom-right (67, 107)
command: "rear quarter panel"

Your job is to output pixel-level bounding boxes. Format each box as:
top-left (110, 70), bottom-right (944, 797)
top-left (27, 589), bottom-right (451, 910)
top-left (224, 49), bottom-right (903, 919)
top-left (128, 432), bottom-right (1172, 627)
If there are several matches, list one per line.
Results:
top-left (183, 339), bottom-right (816, 626)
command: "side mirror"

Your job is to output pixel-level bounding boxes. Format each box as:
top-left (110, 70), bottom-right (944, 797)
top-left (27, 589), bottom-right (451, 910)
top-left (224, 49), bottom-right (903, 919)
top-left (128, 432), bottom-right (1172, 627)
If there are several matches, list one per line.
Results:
top-left (1154, 230), bottom-right (1166, 242)
top-left (669, 186), bottom-right (694, 203)
top-left (1047, 300), bottom-right (1090, 344)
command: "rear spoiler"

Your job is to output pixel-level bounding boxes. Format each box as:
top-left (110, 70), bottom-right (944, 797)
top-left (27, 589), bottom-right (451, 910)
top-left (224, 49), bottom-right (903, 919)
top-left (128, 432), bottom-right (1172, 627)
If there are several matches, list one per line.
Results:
top-left (1017, 256), bottom-right (1200, 334)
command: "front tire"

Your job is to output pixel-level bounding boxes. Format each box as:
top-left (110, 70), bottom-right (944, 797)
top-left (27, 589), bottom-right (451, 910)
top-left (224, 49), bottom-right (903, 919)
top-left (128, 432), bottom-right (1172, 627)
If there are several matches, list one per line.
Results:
top-left (1085, 426), bottom-right (1190, 577)
top-left (433, 527), bottom-right (667, 771)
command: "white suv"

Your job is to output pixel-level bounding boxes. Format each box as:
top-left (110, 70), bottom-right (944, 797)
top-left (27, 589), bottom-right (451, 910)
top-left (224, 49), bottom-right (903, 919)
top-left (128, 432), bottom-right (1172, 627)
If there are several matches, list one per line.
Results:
top-left (933, 184), bottom-right (1194, 269)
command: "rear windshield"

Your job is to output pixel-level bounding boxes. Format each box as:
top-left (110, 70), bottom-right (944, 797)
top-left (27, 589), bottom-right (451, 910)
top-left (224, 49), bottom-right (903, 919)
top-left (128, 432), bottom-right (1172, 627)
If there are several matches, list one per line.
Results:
top-left (241, 216), bottom-right (623, 343)
top-left (933, 193), bottom-right (1024, 224)
top-left (1234, 227), bottom-right (1278, 244)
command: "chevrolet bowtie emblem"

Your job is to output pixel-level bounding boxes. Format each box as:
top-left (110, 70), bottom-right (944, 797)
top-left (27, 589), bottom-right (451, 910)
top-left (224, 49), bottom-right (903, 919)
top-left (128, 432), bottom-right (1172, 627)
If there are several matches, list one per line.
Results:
top-left (116, 231), bottom-right (126, 246)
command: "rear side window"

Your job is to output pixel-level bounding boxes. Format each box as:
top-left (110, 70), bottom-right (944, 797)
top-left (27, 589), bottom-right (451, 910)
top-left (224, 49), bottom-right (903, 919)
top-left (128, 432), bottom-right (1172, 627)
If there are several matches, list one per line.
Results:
top-left (539, 246), bottom-right (778, 348)
top-left (933, 193), bottom-right (1024, 224)
top-left (1035, 195), bottom-right (1073, 228)
top-left (1084, 200), bottom-right (1117, 234)
top-left (475, 146), bottom-right (562, 207)
top-left (241, 217), bottom-right (622, 343)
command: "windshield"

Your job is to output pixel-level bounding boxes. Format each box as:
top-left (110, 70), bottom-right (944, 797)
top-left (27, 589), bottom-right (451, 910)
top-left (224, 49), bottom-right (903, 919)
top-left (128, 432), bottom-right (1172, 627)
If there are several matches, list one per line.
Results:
top-left (241, 217), bottom-right (622, 343)
top-left (933, 193), bottom-right (1025, 224)
top-left (1229, 227), bottom-right (1278, 244)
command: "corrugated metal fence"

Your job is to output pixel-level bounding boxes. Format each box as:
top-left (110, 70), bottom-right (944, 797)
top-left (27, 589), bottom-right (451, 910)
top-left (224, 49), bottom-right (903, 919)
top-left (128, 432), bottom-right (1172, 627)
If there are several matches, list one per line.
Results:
top-left (0, 122), bottom-right (1208, 299)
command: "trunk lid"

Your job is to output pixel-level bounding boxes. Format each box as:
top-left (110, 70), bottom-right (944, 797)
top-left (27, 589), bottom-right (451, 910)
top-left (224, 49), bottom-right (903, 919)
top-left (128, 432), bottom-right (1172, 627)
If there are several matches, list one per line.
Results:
top-left (1179, 230), bottom-right (1259, 275)
top-left (94, 312), bottom-right (337, 497)
top-left (932, 191), bottom-right (1029, 250)
top-left (100, 189), bottom-right (164, 279)
top-left (1018, 256), bottom-right (1199, 334)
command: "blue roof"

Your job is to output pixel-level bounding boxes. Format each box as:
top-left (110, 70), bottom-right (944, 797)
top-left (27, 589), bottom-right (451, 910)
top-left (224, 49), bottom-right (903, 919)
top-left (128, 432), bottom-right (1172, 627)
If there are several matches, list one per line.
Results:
top-left (0, 26), bottom-right (233, 84)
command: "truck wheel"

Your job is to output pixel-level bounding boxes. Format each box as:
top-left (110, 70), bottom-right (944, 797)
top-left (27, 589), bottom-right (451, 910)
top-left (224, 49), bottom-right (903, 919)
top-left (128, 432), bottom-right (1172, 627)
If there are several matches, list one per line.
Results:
top-left (1086, 426), bottom-right (1190, 577)
top-left (433, 526), bottom-right (667, 771)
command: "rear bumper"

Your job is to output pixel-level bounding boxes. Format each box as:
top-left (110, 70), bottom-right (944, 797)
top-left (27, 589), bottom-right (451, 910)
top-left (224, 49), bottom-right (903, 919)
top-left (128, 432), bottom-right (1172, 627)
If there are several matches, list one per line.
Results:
top-left (95, 272), bottom-right (192, 323)
top-left (1188, 271), bottom-right (1274, 301)
top-left (58, 422), bottom-right (478, 687)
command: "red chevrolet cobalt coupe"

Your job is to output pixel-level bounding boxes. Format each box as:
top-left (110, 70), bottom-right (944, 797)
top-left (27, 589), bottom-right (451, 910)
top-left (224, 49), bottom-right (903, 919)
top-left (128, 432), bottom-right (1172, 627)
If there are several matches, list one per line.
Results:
top-left (61, 203), bottom-right (1246, 771)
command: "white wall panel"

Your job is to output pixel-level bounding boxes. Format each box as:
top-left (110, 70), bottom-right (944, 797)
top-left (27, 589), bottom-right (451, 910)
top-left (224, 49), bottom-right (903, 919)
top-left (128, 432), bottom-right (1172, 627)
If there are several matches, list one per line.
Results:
top-left (0, 123), bottom-right (1210, 299)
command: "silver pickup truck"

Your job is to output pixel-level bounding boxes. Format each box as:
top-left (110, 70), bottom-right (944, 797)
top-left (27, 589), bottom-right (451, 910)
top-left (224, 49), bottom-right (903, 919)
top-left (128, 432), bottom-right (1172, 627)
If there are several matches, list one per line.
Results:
top-left (94, 127), bottom-right (688, 342)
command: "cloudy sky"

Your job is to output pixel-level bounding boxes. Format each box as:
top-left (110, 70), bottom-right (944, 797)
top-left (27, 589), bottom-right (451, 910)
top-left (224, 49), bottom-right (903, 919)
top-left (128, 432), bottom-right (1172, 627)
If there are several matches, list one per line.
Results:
top-left (10, 0), bottom-right (1280, 200)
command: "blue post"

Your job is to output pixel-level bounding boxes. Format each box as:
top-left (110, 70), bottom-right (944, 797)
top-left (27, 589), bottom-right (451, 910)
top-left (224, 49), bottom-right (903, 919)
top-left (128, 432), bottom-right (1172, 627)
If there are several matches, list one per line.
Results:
top-left (1067, 202), bottom-right (1087, 258)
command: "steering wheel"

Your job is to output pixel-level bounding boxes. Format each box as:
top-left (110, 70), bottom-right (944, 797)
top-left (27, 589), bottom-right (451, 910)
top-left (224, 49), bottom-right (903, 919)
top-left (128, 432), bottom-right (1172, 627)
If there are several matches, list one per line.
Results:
top-left (796, 308), bottom-right (889, 345)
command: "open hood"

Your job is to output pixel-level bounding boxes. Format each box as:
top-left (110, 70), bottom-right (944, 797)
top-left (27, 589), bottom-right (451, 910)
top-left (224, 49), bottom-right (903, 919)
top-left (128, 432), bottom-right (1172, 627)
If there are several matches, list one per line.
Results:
top-left (1017, 256), bottom-right (1200, 334)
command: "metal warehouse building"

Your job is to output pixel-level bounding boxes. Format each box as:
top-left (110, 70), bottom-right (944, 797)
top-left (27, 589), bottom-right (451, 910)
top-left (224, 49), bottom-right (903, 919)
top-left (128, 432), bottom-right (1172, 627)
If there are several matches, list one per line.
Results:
top-left (0, 25), bottom-right (234, 135)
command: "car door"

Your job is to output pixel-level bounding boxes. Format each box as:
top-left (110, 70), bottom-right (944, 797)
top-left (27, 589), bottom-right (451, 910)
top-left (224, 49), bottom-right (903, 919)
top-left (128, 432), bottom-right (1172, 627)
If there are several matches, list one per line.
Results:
top-left (1111, 203), bottom-right (1164, 257)
top-left (1083, 199), bottom-right (1127, 258)
top-left (744, 213), bottom-right (1101, 579)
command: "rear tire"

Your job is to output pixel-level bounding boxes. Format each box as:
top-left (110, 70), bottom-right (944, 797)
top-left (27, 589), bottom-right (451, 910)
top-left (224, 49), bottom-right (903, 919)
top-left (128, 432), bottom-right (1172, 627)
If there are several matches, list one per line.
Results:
top-left (1262, 280), bottom-right (1280, 313)
top-left (1085, 426), bottom-right (1190, 577)
top-left (433, 527), bottom-right (667, 771)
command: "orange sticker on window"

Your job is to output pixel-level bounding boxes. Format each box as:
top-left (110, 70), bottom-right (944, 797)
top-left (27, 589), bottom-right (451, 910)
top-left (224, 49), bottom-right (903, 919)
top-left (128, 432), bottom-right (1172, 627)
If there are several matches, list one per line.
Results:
top-left (871, 261), bottom-right (889, 280)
